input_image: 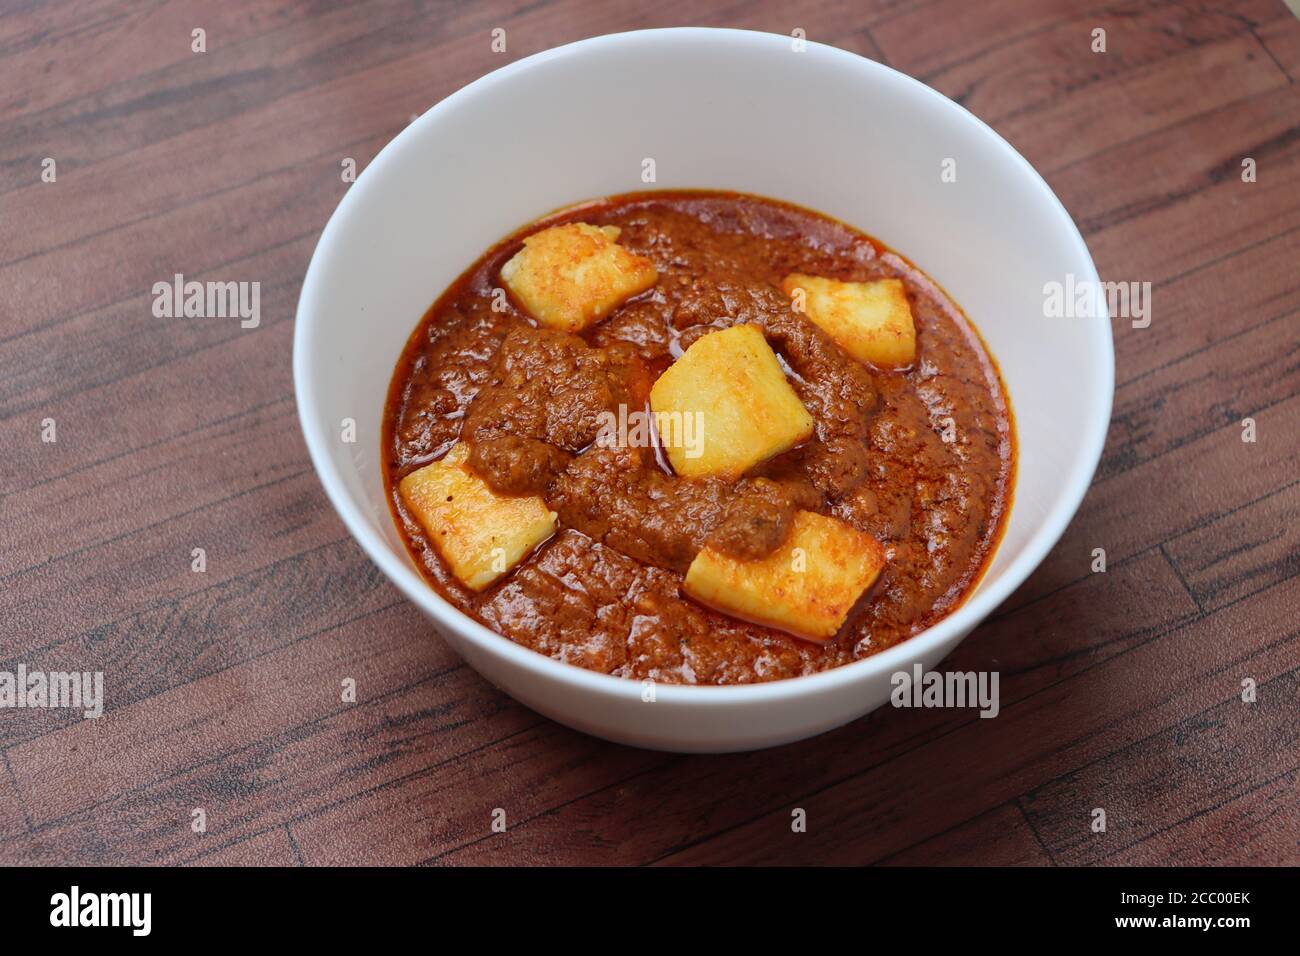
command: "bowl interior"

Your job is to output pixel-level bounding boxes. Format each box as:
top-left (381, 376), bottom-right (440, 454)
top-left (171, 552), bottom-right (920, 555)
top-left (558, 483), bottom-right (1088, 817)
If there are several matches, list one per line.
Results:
top-left (295, 28), bottom-right (1111, 695)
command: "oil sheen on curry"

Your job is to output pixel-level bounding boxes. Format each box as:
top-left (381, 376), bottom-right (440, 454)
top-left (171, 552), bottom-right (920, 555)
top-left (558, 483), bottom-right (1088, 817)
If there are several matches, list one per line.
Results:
top-left (383, 191), bottom-right (1014, 684)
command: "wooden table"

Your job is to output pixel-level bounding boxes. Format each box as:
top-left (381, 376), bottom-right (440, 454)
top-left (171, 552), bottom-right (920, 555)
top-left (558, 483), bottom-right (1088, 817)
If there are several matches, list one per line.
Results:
top-left (2, 0), bottom-right (1297, 867)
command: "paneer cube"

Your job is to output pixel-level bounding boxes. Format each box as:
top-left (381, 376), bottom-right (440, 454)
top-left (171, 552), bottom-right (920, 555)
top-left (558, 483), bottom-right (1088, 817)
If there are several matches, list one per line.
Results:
top-left (782, 274), bottom-right (917, 368)
top-left (649, 324), bottom-right (814, 479)
top-left (500, 222), bottom-right (658, 332)
top-left (683, 510), bottom-right (886, 642)
top-left (398, 442), bottom-right (557, 591)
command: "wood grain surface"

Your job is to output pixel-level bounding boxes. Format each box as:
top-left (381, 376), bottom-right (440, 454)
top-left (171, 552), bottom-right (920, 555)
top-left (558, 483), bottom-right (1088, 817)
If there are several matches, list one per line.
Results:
top-left (1, 0), bottom-right (1298, 866)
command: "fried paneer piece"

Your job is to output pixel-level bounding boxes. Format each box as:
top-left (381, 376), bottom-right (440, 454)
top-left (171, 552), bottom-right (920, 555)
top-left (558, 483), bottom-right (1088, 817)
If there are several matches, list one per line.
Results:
top-left (683, 510), bottom-right (886, 642)
top-left (500, 223), bottom-right (658, 332)
top-left (783, 274), bottom-right (916, 368)
top-left (399, 443), bottom-right (557, 591)
top-left (648, 324), bottom-right (813, 479)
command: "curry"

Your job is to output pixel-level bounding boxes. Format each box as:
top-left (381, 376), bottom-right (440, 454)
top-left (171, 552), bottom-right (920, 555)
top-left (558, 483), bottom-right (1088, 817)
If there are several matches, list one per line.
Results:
top-left (382, 191), bottom-right (1014, 684)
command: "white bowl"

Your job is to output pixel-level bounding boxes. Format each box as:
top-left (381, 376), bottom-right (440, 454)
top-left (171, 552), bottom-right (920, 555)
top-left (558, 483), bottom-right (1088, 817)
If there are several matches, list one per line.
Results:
top-left (294, 27), bottom-right (1112, 752)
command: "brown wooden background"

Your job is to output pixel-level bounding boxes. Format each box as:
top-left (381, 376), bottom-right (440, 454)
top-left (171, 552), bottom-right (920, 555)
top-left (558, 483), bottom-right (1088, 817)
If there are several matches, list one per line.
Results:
top-left (1, 0), bottom-right (1298, 867)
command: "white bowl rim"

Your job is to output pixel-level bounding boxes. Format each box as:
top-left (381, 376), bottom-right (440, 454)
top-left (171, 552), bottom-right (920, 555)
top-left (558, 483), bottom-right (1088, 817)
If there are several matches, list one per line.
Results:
top-left (293, 26), bottom-right (1113, 707)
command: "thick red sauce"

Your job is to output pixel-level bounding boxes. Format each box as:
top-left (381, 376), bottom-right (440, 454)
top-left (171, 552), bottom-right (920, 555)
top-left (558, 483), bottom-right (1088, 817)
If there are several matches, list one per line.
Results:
top-left (383, 191), bottom-right (1014, 684)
